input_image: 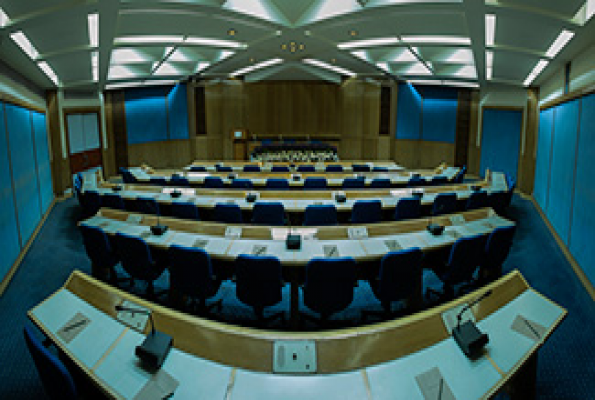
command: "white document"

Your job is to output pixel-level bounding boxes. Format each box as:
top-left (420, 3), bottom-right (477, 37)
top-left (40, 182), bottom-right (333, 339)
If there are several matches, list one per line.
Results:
top-left (225, 226), bottom-right (242, 239)
top-left (348, 226), bottom-right (368, 239)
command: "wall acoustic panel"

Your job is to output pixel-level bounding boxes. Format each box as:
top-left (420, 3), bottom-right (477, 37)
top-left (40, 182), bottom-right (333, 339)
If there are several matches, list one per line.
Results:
top-left (396, 83), bottom-right (422, 140)
top-left (125, 86), bottom-right (168, 144)
top-left (547, 99), bottom-right (580, 245)
top-left (167, 83), bottom-right (189, 140)
top-left (419, 86), bottom-right (458, 143)
top-left (570, 93), bottom-right (595, 286)
top-left (5, 103), bottom-right (41, 245)
top-left (32, 111), bottom-right (53, 213)
top-left (479, 108), bottom-right (522, 180)
top-left (0, 103), bottom-right (22, 281)
top-left (67, 114), bottom-right (85, 154)
top-left (533, 108), bottom-right (554, 212)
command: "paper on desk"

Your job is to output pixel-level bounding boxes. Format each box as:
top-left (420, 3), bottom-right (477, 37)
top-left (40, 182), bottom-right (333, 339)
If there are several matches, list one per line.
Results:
top-left (348, 226), bottom-right (368, 239)
top-left (511, 315), bottom-right (547, 342)
top-left (127, 215), bottom-right (143, 224)
top-left (133, 368), bottom-right (179, 400)
top-left (384, 239), bottom-right (402, 252)
top-left (323, 245), bottom-right (339, 258)
top-left (252, 244), bottom-right (267, 256)
top-left (441, 303), bottom-right (476, 334)
top-left (225, 226), bottom-right (242, 239)
top-left (415, 367), bottom-right (455, 400)
top-left (57, 312), bottom-right (90, 344)
top-left (449, 215), bottom-right (466, 226)
top-left (193, 239), bottom-right (208, 249)
top-left (116, 300), bottom-right (150, 332)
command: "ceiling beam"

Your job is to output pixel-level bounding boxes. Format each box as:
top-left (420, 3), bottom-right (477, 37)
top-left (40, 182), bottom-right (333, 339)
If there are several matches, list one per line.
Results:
top-left (462, 0), bottom-right (486, 86)
top-left (97, 0), bottom-right (119, 89)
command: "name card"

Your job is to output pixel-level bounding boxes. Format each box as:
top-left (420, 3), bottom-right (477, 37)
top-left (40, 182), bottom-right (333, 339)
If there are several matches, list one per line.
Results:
top-left (348, 226), bottom-right (368, 239)
top-left (225, 226), bottom-right (242, 239)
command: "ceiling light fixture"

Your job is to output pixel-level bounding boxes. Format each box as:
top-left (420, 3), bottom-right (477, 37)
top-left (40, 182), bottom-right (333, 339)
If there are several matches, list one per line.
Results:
top-left (523, 59), bottom-right (549, 86)
top-left (376, 62), bottom-right (391, 73)
top-left (227, 29), bottom-right (236, 36)
top-left (302, 58), bottom-right (356, 77)
top-left (88, 13), bottom-right (99, 47)
top-left (153, 62), bottom-right (181, 76)
top-left (195, 62), bottom-right (210, 73)
top-left (401, 36), bottom-right (472, 45)
top-left (92, 51), bottom-right (99, 81)
top-left (10, 31), bottom-right (39, 59)
top-left (485, 14), bottom-right (496, 47)
top-left (404, 62), bottom-right (432, 76)
top-left (545, 30), bottom-right (574, 58)
top-left (338, 37), bottom-right (400, 49)
top-left (486, 50), bottom-right (494, 80)
top-left (230, 58), bottom-right (283, 77)
top-left (37, 61), bottom-right (59, 85)
top-left (115, 36), bottom-right (185, 45)
top-left (0, 8), bottom-right (10, 27)
top-left (185, 36), bottom-right (245, 49)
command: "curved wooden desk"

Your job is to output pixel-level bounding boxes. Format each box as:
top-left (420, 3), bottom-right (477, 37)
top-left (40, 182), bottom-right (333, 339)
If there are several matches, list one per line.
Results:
top-left (29, 270), bottom-right (566, 399)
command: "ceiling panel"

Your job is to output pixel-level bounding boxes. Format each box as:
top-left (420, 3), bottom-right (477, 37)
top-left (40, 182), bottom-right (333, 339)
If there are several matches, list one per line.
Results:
top-left (492, 51), bottom-right (540, 81)
top-left (49, 53), bottom-right (92, 83)
top-left (25, 17), bottom-right (89, 55)
top-left (502, 0), bottom-right (585, 18)
top-left (495, 13), bottom-right (566, 53)
top-left (0, 0), bottom-right (65, 18)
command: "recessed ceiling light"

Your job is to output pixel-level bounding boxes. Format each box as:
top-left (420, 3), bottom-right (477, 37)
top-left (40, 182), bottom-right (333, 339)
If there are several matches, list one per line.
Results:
top-left (88, 13), bottom-right (99, 48)
top-left (302, 59), bottom-right (356, 77)
top-left (116, 36), bottom-right (184, 45)
top-left (153, 62), bottom-right (181, 76)
top-left (545, 30), bottom-right (574, 58)
top-left (523, 60), bottom-right (549, 86)
top-left (10, 31), bottom-right (39, 59)
top-left (486, 50), bottom-right (494, 80)
top-left (91, 51), bottom-right (99, 81)
top-left (185, 36), bottom-right (245, 49)
top-left (195, 62), bottom-right (209, 73)
top-left (376, 62), bottom-right (391, 73)
top-left (110, 48), bottom-right (153, 64)
top-left (230, 58), bottom-right (283, 77)
top-left (485, 14), bottom-right (496, 47)
top-left (0, 8), bottom-right (11, 27)
top-left (349, 30), bottom-right (358, 37)
top-left (338, 37), bottom-right (400, 50)
top-left (401, 36), bottom-right (471, 45)
top-left (37, 61), bottom-right (59, 85)
top-left (227, 29), bottom-right (236, 36)
top-left (109, 65), bottom-right (140, 80)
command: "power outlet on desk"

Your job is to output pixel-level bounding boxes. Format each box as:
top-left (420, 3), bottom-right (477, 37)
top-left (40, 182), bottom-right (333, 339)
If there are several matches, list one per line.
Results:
top-left (273, 340), bottom-right (317, 374)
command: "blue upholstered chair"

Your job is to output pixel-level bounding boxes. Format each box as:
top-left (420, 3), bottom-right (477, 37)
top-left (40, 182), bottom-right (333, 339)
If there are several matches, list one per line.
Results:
top-left (372, 167), bottom-right (388, 172)
top-left (407, 176), bottom-right (426, 187)
top-left (170, 175), bottom-right (190, 187)
top-left (120, 168), bottom-right (137, 184)
top-left (303, 177), bottom-right (327, 190)
top-left (325, 165), bottom-right (343, 172)
top-left (136, 197), bottom-right (160, 215)
top-left (352, 164), bottom-right (370, 172)
top-left (235, 255), bottom-right (285, 324)
top-left (214, 203), bottom-right (243, 223)
top-left (505, 176), bottom-right (516, 207)
top-left (190, 165), bottom-right (207, 172)
top-left (102, 193), bottom-right (125, 210)
top-left (204, 176), bottom-right (224, 189)
top-left (301, 258), bottom-right (357, 325)
top-left (23, 326), bottom-right (77, 400)
top-left (168, 245), bottom-right (222, 315)
top-left (480, 225), bottom-right (516, 283)
top-left (113, 233), bottom-right (166, 297)
top-left (303, 205), bottom-right (338, 226)
top-left (370, 178), bottom-right (391, 188)
top-left (251, 202), bottom-right (285, 225)
top-left (81, 190), bottom-right (101, 216)
top-left (243, 165), bottom-right (261, 172)
top-left (266, 179), bottom-right (289, 190)
top-left (488, 190), bottom-right (508, 215)
top-left (394, 197), bottom-right (421, 221)
top-left (230, 179), bottom-right (253, 189)
top-left (364, 248), bottom-right (424, 319)
top-left (342, 177), bottom-right (365, 189)
top-left (216, 165), bottom-right (232, 172)
top-left (297, 165), bottom-right (315, 173)
top-left (150, 177), bottom-right (168, 186)
top-left (170, 202), bottom-right (200, 220)
top-left (466, 190), bottom-right (488, 210)
top-left (432, 193), bottom-right (457, 216)
top-left (430, 176), bottom-right (448, 186)
top-left (79, 224), bottom-right (120, 283)
top-left (453, 165), bottom-right (467, 183)
top-left (351, 200), bottom-right (382, 223)
top-left (271, 166), bottom-right (290, 173)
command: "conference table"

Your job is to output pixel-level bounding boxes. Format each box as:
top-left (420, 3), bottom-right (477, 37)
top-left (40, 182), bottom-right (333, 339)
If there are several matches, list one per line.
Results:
top-left (186, 160), bottom-right (405, 173)
top-left (80, 206), bottom-right (515, 328)
top-left (28, 269), bottom-right (566, 399)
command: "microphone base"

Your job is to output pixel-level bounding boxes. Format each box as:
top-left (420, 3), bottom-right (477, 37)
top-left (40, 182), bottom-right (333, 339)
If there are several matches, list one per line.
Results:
top-left (246, 194), bottom-right (257, 203)
top-left (426, 224), bottom-right (445, 235)
top-left (335, 194), bottom-right (347, 203)
top-left (135, 330), bottom-right (173, 370)
top-left (453, 321), bottom-right (489, 359)
top-left (151, 225), bottom-right (169, 236)
top-left (286, 234), bottom-right (301, 250)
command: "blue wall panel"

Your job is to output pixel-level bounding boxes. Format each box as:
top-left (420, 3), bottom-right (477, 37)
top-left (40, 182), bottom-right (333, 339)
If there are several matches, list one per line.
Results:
top-left (167, 83), bottom-right (189, 140)
top-left (125, 87), bottom-right (168, 144)
top-left (5, 103), bottom-right (41, 245)
top-left (547, 99), bottom-right (580, 245)
top-left (32, 111), bottom-right (53, 213)
top-left (421, 97), bottom-right (457, 143)
top-left (570, 93), bottom-right (595, 285)
top-left (533, 109), bottom-right (554, 212)
top-left (0, 103), bottom-right (22, 281)
top-left (479, 108), bottom-right (523, 180)
top-left (396, 83), bottom-right (422, 140)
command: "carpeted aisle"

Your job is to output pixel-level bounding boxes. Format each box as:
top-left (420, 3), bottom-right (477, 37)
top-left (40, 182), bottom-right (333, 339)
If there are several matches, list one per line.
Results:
top-left (0, 195), bottom-right (593, 398)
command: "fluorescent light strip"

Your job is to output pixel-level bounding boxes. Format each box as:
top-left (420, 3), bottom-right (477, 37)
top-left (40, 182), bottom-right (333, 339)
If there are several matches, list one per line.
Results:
top-left (401, 36), bottom-right (471, 45)
top-left (153, 62), bottom-right (181, 76)
top-left (376, 62), bottom-right (391, 73)
top-left (10, 31), bottom-right (39, 59)
top-left (230, 58), bottom-right (283, 77)
top-left (588, 0), bottom-right (595, 21)
top-left (88, 13), bottom-right (98, 47)
top-left (545, 30), bottom-right (574, 58)
top-left (486, 50), bottom-right (494, 80)
top-left (37, 61), bottom-right (59, 85)
top-left (337, 37), bottom-right (400, 50)
top-left (302, 59), bottom-right (356, 77)
top-left (185, 36), bottom-right (245, 49)
top-left (485, 14), bottom-right (496, 47)
top-left (0, 7), bottom-right (10, 27)
top-left (115, 35), bottom-right (185, 45)
top-left (523, 60), bottom-right (549, 86)
top-left (195, 62), bottom-right (210, 73)
top-left (92, 51), bottom-right (99, 81)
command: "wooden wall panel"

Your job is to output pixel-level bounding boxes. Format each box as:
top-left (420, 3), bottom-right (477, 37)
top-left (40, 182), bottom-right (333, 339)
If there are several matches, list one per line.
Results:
top-left (128, 140), bottom-right (193, 168)
top-left (394, 140), bottom-right (420, 168)
top-left (46, 90), bottom-right (71, 194)
top-left (467, 91), bottom-right (481, 175)
top-left (518, 88), bottom-right (538, 194)
top-left (419, 142), bottom-right (455, 168)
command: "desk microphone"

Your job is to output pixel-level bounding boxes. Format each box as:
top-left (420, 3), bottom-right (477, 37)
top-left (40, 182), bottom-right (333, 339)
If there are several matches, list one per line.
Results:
top-left (284, 209), bottom-right (301, 250)
top-left (115, 305), bottom-right (173, 370)
top-left (148, 199), bottom-right (168, 236)
top-left (426, 213), bottom-right (444, 235)
top-left (452, 289), bottom-right (492, 359)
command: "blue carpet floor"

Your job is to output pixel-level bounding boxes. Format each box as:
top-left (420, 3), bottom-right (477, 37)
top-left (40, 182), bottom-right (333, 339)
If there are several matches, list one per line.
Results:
top-left (0, 195), bottom-right (594, 398)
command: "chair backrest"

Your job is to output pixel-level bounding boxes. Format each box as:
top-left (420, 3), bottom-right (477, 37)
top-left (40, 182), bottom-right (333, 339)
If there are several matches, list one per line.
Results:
top-left (444, 234), bottom-right (486, 285)
top-left (82, 190), bottom-right (101, 215)
top-left (407, 176), bottom-right (426, 187)
top-left (190, 165), bottom-right (207, 172)
top-left (150, 177), bottom-right (168, 186)
top-left (204, 176), bottom-right (224, 188)
top-left (235, 255), bottom-right (283, 309)
top-left (432, 193), bottom-right (457, 216)
top-left (351, 200), bottom-right (382, 223)
top-left (303, 258), bottom-right (356, 317)
top-left (488, 191), bottom-right (508, 215)
top-left (168, 245), bottom-right (218, 299)
top-left (372, 167), bottom-right (388, 172)
top-left (113, 233), bottom-right (159, 281)
top-left (466, 191), bottom-right (488, 210)
top-left (121, 169), bottom-right (137, 184)
top-left (214, 203), bottom-right (243, 223)
top-left (370, 178), bottom-right (391, 188)
top-left (303, 177), bottom-right (327, 189)
top-left (297, 165), bottom-right (315, 173)
top-left (325, 165), bottom-right (343, 172)
top-left (230, 179), bottom-right (253, 189)
top-left (430, 176), bottom-right (448, 186)
top-left (352, 164), bottom-right (370, 172)
top-left (453, 165), bottom-right (467, 183)
top-left (271, 166), bottom-right (290, 173)
top-left (377, 248), bottom-right (423, 302)
top-left (484, 225), bottom-right (516, 268)
top-left (170, 175), bottom-right (190, 187)
top-left (303, 205), bottom-right (338, 226)
top-left (266, 179), bottom-right (289, 190)
top-left (394, 197), bottom-right (421, 221)
top-left (102, 193), bottom-right (125, 210)
top-left (252, 202), bottom-right (285, 225)
top-left (170, 202), bottom-right (200, 220)
top-left (79, 225), bottom-right (118, 267)
top-left (243, 165), bottom-right (261, 172)
top-left (342, 177), bottom-right (365, 189)
top-left (24, 326), bottom-right (77, 400)
top-left (136, 197), bottom-right (160, 215)
top-left (216, 165), bottom-right (232, 172)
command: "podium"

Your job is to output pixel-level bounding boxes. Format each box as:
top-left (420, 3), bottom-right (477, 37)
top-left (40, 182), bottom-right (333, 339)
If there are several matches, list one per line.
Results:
top-left (232, 129), bottom-right (248, 161)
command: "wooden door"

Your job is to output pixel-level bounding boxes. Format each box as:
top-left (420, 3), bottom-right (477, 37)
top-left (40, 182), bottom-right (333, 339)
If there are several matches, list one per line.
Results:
top-left (66, 112), bottom-right (103, 174)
